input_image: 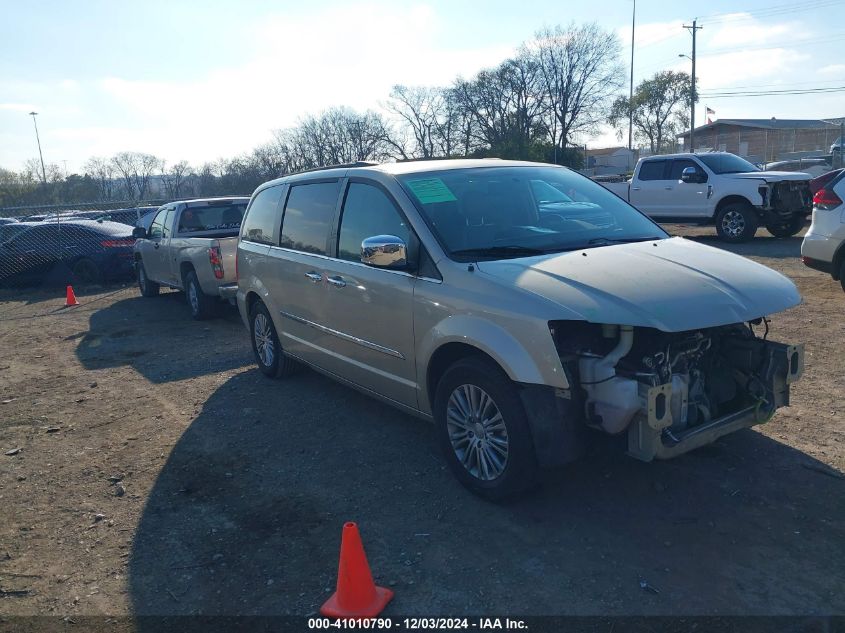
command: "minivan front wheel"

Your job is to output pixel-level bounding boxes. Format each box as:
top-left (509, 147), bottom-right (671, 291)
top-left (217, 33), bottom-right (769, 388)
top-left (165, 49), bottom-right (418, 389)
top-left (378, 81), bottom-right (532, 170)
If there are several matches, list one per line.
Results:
top-left (434, 357), bottom-right (538, 501)
top-left (250, 301), bottom-right (297, 378)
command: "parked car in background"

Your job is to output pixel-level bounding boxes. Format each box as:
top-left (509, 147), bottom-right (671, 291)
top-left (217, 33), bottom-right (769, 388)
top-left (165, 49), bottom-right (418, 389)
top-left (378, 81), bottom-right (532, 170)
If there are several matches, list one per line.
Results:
top-left (601, 152), bottom-right (812, 242)
top-left (0, 221), bottom-right (39, 245)
top-left (831, 136), bottom-right (842, 157)
top-left (136, 208), bottom-right (160, 231)
top-left (0, 219), bottom-right (135, 286)
top-left (764, 158), bottom-right (832, 178)
top-left (810, 168), bottom-right (844, 194)
top-left (801, 169), bottom-right (845, 291)
top-left (132, 197), bottom-right (249, 319)
top-left (92, 206), bottom-right (160, 226)
top-left (236, 159), bottom-right (803, 500)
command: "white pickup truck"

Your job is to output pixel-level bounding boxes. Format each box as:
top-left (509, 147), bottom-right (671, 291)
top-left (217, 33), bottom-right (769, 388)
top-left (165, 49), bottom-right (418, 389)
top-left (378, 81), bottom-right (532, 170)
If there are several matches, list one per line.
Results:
top-left (601, 152), bottom-right (812, 242)
top-left (132, 197), bottom-right (249, 319)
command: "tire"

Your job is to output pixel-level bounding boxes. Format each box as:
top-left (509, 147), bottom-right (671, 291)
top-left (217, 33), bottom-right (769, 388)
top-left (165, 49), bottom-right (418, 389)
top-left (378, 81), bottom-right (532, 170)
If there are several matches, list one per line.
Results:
top-left (184, 270), bottom-right (216, 320)
top-left (766, 216), bottom-right (804, 238)
top-left (137, 262), bottom-right (160, 297)
top-left (840, 260), bottom-right (845, 294)
top-left (72, 258), bottom-right (102, 285)
top-left (433, 356), bottom-right (538, 502)
top-left (249, 300), bottom-right (297, 378)
top-left (715, 203), bottom-right (758, 243)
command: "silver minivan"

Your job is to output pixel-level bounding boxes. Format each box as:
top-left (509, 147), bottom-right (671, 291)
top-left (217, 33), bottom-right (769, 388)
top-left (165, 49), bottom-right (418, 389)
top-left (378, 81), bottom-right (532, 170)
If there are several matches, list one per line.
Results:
top-left (236, 159), bottom-right (803, 500)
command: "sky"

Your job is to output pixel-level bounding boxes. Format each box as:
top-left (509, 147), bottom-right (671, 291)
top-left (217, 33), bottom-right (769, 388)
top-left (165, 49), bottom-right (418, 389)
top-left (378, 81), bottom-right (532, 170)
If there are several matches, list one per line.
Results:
top-left (1, 0), bottom-right (843, 174)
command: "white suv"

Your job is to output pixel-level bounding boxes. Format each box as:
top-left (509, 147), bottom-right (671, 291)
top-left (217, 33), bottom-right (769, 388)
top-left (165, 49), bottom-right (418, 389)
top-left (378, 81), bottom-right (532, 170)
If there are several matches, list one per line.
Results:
top-left (802, 169), bottom-right (845, 291)
top-left (236, 159), bottom-right (804, 500)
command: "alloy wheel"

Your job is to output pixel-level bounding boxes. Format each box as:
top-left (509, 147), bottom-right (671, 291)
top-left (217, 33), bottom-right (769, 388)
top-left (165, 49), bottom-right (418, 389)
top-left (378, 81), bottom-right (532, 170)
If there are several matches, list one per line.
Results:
top-left (721, 210), bottom-right (746, 238)
top-left (253, 312), bottom-right (275, 367)
top-left (446, 384), bottom-right (509, 481)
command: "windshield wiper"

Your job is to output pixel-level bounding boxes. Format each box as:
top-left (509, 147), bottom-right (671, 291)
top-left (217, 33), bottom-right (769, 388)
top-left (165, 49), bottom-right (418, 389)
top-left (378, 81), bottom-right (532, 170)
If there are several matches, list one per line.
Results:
top-left (586, 236), bottom-right (663, 246)
top-left (451, 245), bottom-right (547, 258)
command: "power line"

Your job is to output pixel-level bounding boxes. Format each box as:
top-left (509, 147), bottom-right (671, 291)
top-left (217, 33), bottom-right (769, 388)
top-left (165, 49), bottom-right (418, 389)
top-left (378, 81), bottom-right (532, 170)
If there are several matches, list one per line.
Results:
top-left (697, 0), bottom-right (844, 24)
top-left (703, 77), bottom-right (845, 91)
top-left (700, 85), bottom-right (845, 97)
top-left (699, 32), bottom-right (845, 57)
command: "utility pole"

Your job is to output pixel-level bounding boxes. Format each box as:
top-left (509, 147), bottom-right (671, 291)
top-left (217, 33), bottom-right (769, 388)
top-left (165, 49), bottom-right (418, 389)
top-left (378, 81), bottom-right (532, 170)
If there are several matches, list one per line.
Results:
top-left (683, 20), bottom-right (702, 152)
top-left (628, 0), bottom-right (636, 160)
top-left (28, 111), bottom-right (47, 184)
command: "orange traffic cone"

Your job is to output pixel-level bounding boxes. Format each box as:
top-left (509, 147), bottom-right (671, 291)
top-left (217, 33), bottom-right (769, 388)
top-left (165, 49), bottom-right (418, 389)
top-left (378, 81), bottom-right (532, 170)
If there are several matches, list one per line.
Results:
top-left (320, 522), bottom-right (394, 618)
top-left (65, 285), bottom-right (79, 307)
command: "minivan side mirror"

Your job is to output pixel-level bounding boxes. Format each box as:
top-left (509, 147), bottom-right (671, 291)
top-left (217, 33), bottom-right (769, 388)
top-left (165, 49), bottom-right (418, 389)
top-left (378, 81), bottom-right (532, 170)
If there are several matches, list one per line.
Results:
top-left (681, 167), bottom-right (706, 184)
top-left (132, 226), bottom-right (147, 239)
top-left (361, 235), bottom-right (407, 269)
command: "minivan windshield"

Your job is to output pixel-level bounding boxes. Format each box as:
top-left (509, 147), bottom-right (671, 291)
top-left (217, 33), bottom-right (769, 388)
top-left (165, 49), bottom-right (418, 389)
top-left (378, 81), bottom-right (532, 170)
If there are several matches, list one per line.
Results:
top-left (697, 153), bottom-right (760, 174)
top-left (397, 166), bottom-right (667, 261)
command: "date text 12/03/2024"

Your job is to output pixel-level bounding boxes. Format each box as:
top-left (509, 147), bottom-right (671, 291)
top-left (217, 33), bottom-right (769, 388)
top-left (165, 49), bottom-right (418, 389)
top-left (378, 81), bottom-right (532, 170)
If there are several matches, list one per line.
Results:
top-left (307, 618), bottom-right (529, 630)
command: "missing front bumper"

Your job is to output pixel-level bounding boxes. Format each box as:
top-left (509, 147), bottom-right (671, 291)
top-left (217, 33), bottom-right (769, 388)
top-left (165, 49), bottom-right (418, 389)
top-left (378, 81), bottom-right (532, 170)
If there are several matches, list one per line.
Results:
top-left (627, 341), bottom-right (804, 461)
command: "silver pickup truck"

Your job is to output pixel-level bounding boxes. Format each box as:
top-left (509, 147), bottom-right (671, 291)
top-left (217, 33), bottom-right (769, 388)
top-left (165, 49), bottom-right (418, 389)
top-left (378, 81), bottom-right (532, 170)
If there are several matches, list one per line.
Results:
top-left (132, 197), bottom-right (249, 319)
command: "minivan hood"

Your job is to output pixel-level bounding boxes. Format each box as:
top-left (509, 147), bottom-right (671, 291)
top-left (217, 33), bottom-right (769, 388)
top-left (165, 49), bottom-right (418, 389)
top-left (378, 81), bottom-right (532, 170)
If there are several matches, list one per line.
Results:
top-left (475, 237), bottom-right (800, 332)
top-left (729, 171), bottom-right (810, 182)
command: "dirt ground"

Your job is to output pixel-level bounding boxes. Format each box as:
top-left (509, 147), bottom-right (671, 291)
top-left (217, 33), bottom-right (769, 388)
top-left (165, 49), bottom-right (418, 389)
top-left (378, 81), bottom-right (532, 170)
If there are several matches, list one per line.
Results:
top-left (0, 226), bottom-right (843, 620)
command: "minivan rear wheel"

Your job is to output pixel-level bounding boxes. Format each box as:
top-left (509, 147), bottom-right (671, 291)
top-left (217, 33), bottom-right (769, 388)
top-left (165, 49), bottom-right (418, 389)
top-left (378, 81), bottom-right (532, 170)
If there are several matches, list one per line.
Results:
top-left (433, 357), bottom-right (538, 502)
top-left (250, 300), bottom-right (297, 378)
top-left (840, 260), bottom-right (845, 294)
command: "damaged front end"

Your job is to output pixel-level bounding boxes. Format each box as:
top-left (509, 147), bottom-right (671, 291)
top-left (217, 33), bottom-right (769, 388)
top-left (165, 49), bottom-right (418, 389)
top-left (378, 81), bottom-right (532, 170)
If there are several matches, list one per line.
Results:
top-left (759, 180), bottom-right (813, 223)
top-left (550, 321), bottom-right (804, 461)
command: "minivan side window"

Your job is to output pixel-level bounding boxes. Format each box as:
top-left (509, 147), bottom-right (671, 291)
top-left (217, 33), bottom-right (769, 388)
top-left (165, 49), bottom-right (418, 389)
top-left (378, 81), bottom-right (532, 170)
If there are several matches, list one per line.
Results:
top-left (280, 181), bottom-right (341, 255)
top-left (242, 186), bottom-right (284, 245)
top-left (337, 183), bottom-right (410, 262)
top-left (638, 160), bottom-right (667, 181)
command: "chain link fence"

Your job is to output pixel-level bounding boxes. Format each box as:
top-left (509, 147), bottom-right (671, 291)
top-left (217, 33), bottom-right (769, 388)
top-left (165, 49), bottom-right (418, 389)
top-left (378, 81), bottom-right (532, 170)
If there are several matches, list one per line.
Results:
top-left (0, 201), bottom-right (165, 290)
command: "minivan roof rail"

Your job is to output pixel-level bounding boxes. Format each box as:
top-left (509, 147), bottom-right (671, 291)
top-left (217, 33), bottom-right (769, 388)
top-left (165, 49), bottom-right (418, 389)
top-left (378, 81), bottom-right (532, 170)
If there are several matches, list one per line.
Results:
top-left (286, 161), bottom-right (379, 175)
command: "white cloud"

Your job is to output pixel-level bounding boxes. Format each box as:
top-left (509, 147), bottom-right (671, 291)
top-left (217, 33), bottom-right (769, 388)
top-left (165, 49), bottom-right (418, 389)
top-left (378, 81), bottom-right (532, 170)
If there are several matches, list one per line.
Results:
top-left (817, 64), bottom-right (845, 75)
top-left (0, 103), bottom-right (37, 112)
top-left (38, 2), bottom-right (514, 166)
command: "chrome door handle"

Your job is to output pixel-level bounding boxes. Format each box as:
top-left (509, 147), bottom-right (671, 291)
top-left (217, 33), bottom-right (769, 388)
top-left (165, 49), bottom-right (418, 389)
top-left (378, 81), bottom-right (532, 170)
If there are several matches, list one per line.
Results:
top-left (631, 187), bottom-right (641, 191)
top-left (305, 271), bottom-right (323, 283)
top-left (326, 276), bottom-right (346, 288)
top-left (664, 186), bottom-right (673, 190)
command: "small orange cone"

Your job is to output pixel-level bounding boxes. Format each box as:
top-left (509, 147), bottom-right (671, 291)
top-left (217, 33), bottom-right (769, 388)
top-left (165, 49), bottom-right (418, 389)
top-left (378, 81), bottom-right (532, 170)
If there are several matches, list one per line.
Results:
top-left (65, 285), bottom-right (79, 307)
top-left (320, 522), bottom-right (394, 618)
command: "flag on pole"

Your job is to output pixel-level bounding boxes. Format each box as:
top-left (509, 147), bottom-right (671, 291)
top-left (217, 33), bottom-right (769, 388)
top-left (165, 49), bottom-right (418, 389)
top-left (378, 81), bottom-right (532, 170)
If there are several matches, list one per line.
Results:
top-left (706, 106), bottom-right (715, 124)
top-left (706, 107), bottom-right (715, 114)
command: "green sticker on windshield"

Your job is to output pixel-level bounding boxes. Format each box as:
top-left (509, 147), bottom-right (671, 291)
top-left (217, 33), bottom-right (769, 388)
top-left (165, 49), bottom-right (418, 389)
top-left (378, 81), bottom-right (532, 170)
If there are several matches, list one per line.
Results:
top-left (406, 178), bottom-right (457, 204)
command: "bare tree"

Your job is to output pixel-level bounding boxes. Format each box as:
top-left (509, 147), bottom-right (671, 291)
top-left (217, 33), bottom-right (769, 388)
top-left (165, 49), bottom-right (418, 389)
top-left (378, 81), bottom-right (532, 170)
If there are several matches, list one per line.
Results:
top-left (84, 157), bottom-right (116, 200)
top-left (110, 152), bottom-right (162, 200)
top-left (386, 85), bottom-right (448, 159)
top-left (530, 23), bottom-right (624, 150)
top-left (273, 107), bottom-right (406, 170)
top-left (161, 160), bottom-right (193, 199)
top-left (449, 52), bottom-right (548, 157)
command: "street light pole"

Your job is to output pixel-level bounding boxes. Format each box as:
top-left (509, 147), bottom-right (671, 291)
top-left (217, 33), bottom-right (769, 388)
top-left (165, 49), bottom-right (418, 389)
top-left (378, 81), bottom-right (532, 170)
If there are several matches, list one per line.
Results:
top-left (683, 20), bottom-right (702, 152)
top-left (28, 111), bottom-right (47, 184)
top-left (628, 0), bottom-right (636, 160)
